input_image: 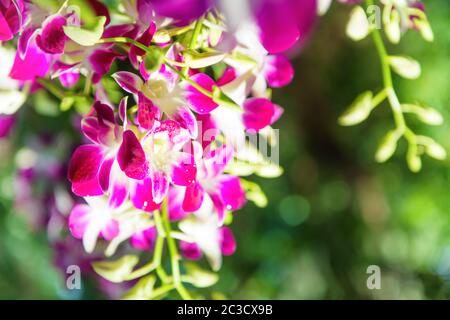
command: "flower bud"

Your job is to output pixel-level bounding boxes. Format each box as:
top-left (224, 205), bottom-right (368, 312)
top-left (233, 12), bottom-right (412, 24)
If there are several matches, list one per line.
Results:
top-left (346, 6), bottom-right (370, 41)
top-left (418, 136), bottom-right (447, 160)
top-left (402, 104), bottom-right (443, 126)
top-left (143, 46), bottom-right (164, 73)
top-left (407, 150), bottom-right (422, 172)
top-left (375, 130), bottom-right (399, 163)
top-left (389, 56), bottom-right (421, 80)
top-left (415, 18), bottom-right (434, 42)
top-left (338, 91), bottom-right (373, 126)
top-left (384, 8), bottom-right (401, 44)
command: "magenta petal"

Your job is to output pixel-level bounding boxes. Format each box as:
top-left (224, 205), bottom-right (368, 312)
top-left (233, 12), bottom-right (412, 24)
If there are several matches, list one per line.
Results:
top-left (59, 70), bottom-right (80, 88)
top-left (108, 167), bottom-right (129, 209)
top-left (182, 182), bottom-right (204, 212)
top-left (254, 0), bottom-right (300, 53)
top-left (185, 73), bottom-right (219, 114)
top-left (68, 204), bottom-right (91, 239)
top-left (71, 179), bottom-right (104, 197)
top-left (52, 61), bottom-right (79, 88)
top-left (88, 0), bottom-right (111, 26)
top-left (118, 130), bottom-right (148, 180)
top-left (220, 227), bottom-right (236, 256)
top-left (103, 23), bottom-right (136, 38)
top-left (129, 23), bottom-right (155, 66)
top-left (151, 170), bottom-right (169, 204)
top-left (130, 227), bottom-right (157, 251)
top-left (137, 92), bottom-right (159, 130)
top-left (0, 12), bottom-right (13, 41)
top-left (210, 192), bottom-right (225, 224)
top-left (151, 0), bottom-right (210, 25)
top-left (0, 115), bottom-right (15, 138)
top-left (180, 240), bottom-right (202, 260)
top-left (217, 67), bottom-right (237, 86)
top-left (89, 49), bottom-right (123, 81)
top-left (68, 145), bottom-right (104, 196)
top-left (98, 157), bottom-right (114, 192)
top-left (168, 186), bottom-right (189, 221)
top-left (94, 101), bottom-right (115, 124)
top-left (130, 178), bottom-right (160, 211)
top-left (118, 96), bottom-right (128, 123)
top-left (271, 104), bottom-right (284, 125)
top-left (101, 219), bottom-right (119, 241)
top-left (263, 54), bottom-right (294, 87)
top-left (204, 144), bottom-right (233, 176)
top-left (218, 175), bottom-right (246, 211)
top-left (196, 114), bottom-right (218, 149)
top-left (242, 98), bottom-right (275, 131)
top-left (9, 43), bottom-right (50, 81)
top-left (112, 71), bottom-right (143, 94)
top-left (81, 117), bottom-right (100, 143)
top-left (18, 27), bottom-right (37, 58)
top-left (36, 15), bottom-right (67, 54)
top-left (171, 107), bottom-right (198, 139)
top-left (171, 153), bottom-right (196, 186)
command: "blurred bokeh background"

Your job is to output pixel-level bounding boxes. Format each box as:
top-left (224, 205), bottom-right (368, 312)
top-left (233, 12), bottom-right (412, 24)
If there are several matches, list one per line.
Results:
top-left (1, 0), bottom-right (449, 299)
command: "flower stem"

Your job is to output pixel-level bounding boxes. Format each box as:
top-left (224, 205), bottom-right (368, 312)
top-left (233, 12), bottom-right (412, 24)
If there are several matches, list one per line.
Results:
top-left (366, 0), bottom-right (410, 136)
top-left (98, 37), bottom-right (151, 54)
top-left (182, 15), bottom-right (205, 75)
top-left (124, 234), bottom-right (164, 280)
top-left (161, 198), bottom-right (192, 300)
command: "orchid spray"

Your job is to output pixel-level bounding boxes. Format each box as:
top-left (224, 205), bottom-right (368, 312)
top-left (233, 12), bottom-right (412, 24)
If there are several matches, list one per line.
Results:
top-left (0, 0), bottom-right (441, 299)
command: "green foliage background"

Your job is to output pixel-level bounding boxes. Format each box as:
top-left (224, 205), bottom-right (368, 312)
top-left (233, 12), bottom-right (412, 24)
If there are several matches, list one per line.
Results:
top-left (0, 0), bottom-right (449, 299)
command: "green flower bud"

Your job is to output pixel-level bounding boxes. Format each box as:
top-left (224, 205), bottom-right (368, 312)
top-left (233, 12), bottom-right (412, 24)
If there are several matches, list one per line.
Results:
top-left (375, 130), bottom-right (399, 163)
top-left (338, 91), bottom-right (373, 126)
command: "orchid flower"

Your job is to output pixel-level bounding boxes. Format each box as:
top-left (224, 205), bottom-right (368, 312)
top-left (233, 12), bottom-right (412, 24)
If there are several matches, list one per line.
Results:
top-left (117, 119), bottom-right (196, 204)
top-left (179, 142), bottom-right (246, 224)
top-left (69, 195), bottom-right (151, 254)
top-left (0, 0), bottom-right (25, 41)
top-left (178, 194), bottom-right (236, 271)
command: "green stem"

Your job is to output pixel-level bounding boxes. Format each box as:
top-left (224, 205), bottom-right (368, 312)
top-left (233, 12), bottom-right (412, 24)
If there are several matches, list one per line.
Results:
top-left (182, 15), bottom-right (205, 75)
top-left (37, 78), bottom-right (85, 100)
top-left (367, 0), bottom-right (407, 133)
top-left (161, 198), bottom-right (192, 300)
top-left (83, 73), bottom-right (92, 96)
top-left (148, 283), bottom-right (176, 299)
top-left (98, 37), bottom-right (151, 54)
top-left (124, 234), bottom-right (164, 280)
top-left (165, 62), bottom-right (213, 98)
top-left (165, 62), bottom-right (242, 111)
top-left (36, 78), bottom-right (66, 100)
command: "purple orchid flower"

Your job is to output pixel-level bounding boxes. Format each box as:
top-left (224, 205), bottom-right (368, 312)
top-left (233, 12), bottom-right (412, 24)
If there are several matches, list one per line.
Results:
top-left (180, 142), bottom-right (246, 224)
top-left (178, 194), bottom-right (237, 271)
top-left (69, 197), bottom-right (120, 254)
top-left (117, 119), bottom-right (196, 204)
top-left (0, 0), bottom-right (25, 41)
top-left (68, 99), bottom-right (148, 211)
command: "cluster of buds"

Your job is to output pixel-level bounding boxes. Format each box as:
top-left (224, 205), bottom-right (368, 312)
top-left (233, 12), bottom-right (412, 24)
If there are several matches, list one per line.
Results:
top-left (339, 0), bottom-right (445, 172)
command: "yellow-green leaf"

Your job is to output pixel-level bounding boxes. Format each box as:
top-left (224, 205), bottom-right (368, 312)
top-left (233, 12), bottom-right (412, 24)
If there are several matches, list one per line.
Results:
top-left (63, 16), bottom-right (107, 46)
